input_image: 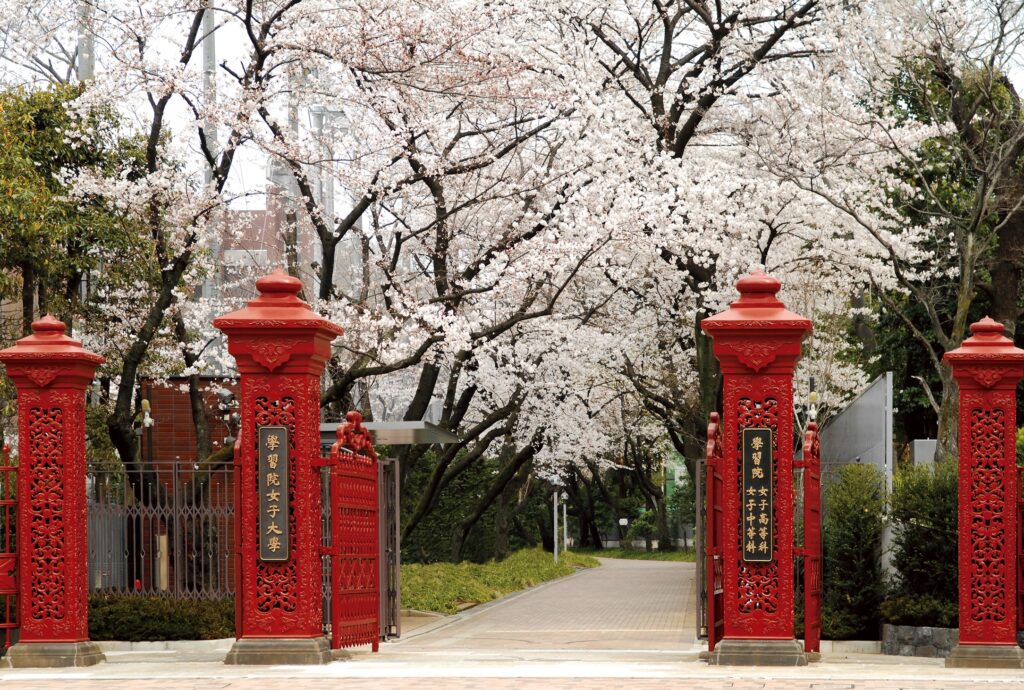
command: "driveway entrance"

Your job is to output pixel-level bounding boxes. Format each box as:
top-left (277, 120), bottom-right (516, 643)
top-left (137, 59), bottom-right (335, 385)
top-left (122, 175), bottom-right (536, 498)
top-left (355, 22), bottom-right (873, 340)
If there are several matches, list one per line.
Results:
top-left (391, 557), bottom-right (696, 656)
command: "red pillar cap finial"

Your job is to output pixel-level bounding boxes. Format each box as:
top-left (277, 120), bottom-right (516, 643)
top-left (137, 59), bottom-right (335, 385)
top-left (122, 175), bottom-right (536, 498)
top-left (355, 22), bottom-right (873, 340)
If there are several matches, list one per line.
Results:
top-left (944, 316), bottom-right (1024, 362)
top-left (733, 269), bottom-right (784, 308)
top-left (255, 268), bottom-right (302, 297)
top-left (736, 269), bottom-right (781, 296)
top-left (31, 314), bottom-right (67, 335)
top-left (970, 316), bottom-right (1004, 337)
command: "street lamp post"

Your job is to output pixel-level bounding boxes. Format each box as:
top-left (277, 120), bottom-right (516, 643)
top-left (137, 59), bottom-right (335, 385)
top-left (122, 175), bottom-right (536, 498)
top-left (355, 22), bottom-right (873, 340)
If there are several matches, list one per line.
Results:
top-left (552, 490), bottom-right (559, 563)
top-left (561, 491), bottom-right (568, 552)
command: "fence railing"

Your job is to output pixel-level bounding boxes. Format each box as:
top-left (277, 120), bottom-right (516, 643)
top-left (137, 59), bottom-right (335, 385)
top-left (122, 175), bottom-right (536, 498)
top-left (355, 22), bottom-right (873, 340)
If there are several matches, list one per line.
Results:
top-left (87, 460), bottom-right (235, 600)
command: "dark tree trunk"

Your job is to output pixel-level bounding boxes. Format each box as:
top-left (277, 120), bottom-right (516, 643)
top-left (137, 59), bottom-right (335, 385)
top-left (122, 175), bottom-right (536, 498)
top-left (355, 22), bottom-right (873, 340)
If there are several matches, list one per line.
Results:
top-left (173, 313), bottom-right (212, 461)
top-left (688, 310), bottom-right (721, 469)
top-left (494, 487), bottom-right (510, 560)
top-left (992, 211), bottom-right (1024, 340)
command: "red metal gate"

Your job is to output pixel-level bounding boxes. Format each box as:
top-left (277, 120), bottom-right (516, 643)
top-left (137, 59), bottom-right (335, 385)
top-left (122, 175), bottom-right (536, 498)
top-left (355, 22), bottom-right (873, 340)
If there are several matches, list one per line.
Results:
top-left (329, 413), bottom-right (379, 651)
top-left (0, 445), bottom-right (17, 651)
top-left (705, 413), bottom-right (724, 651)
top-left (800, 423), bottom-right (822, 654)
top-left (1018, 465), bottom-right (1023, 632)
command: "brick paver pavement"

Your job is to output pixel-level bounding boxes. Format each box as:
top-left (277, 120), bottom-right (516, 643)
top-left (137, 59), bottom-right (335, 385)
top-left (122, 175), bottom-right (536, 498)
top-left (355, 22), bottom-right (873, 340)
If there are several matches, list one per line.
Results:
top-left (1, 677), bottom-right (1024, 689)
top-left (2, 558), bottom-right (1024, 688)
top-left (394, 557), bottom-right (696, 652)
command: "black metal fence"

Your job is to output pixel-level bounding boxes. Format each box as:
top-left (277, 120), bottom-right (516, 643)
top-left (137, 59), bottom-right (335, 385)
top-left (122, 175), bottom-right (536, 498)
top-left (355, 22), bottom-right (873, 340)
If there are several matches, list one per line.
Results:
top-left (87, 461), bottom-right (235, 600)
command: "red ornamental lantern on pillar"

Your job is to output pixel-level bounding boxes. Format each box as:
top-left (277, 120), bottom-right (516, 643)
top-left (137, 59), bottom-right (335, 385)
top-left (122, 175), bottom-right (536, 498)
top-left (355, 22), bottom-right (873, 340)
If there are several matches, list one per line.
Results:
top-left (215, 269), bottom-right (343, 665)
top-left (0, 316), bottom-right (105, 667)
top-left (943, 317), bottom-right (1024, 669)
top-left (701, 271), bottom-right (811, 666)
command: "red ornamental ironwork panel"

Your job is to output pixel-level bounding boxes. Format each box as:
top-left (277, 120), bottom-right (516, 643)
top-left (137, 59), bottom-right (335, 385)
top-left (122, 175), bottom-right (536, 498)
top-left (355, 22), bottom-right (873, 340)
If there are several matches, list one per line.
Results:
top-left (18, 388), bottom-right (90, 642)
top-left (253, 396), bottom-right (298, 615)
top-left (735, 396), bottom-right (780, 618)
top-left (705, 413), bottom-right (725, 652)
top-left (720, 374), bottom-right (796, 640)
top-left (802, 422), bottom-right (822, 654)
top-left (28, 405), bottom-right (66, 624)
top-left (968, 405), bottom-right (1008, 627)
top-left (957, 389), bottom-right (1018, 644)
top-left (330, 413), bottom-right (379, 651)
top-left (236, 377), bottom-right (324, 638)
top-left (1018, 465), bottom-right (1024, 633)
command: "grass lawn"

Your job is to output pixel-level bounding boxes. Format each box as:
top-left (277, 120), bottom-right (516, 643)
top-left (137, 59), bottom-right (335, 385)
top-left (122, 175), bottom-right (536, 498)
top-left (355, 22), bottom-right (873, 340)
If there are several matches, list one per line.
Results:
top-left (401, 547), bottom-right (600, 615)
top-left (574, 547), bottom-right (697, 562)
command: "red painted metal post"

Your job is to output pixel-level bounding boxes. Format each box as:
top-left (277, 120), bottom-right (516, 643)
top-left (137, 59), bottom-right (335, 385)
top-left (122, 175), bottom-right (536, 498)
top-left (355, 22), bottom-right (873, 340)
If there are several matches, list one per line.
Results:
top-left (943, 317), bottom-right (1024, 668)
top-left (0, 316), bottom-right (105, 667)
top-left (701, 271), bottom-right (812, 666)
top-left (802, 423), bottom-right (822, 655)
top-left (216, 269), bottom-right (343, 665)
top-left (705, 413), bottom-right (724, 651)
top-left (1018, 465), bottom-right (1024, 634)
top-left (0, 444), bottom-right (17, 652)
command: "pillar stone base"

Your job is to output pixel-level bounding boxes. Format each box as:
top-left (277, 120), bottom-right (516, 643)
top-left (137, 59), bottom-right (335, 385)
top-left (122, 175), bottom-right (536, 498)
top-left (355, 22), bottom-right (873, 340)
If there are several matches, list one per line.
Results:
top-left (224, 636), bottom-right (331, 665)
top-left (6, 641), bottom-right (105, 668)
top-left (708, 638), bottom-right (808, 666)
top-left (946, 644), bottom-right (1024, 669)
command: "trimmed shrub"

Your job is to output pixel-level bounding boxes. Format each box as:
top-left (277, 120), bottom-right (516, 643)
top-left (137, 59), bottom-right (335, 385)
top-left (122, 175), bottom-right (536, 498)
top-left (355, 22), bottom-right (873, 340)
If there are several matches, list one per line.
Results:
top-left (882, 460), bottom-right (958, 628)
top-left (89, 595), bottom-right (233, 641)
top-left (821, 464), bottom-right (887, 640)
top-left (879, 594), bottom-right (957, 628)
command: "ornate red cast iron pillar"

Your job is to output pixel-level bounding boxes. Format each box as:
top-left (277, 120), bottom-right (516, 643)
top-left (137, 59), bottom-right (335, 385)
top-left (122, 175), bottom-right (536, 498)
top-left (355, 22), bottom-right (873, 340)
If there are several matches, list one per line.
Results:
top-left (701, 270), bottom-right (811, 666)
top-left (215, 269), bottom-right (343, 665)
top-left (943, 317), bottom-right (1024, 669)
top-left (0, 316), bottom-right (105, 667)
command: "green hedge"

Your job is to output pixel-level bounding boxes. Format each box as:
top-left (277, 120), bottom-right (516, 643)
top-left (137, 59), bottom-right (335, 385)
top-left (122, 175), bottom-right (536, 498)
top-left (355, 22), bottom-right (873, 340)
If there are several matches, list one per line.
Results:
top-left (89, 594), bottom-right (233, 641)
top-left (882, 461), bottom-right (958, 628)
top-left (820, 464), bottom-right (886, 640)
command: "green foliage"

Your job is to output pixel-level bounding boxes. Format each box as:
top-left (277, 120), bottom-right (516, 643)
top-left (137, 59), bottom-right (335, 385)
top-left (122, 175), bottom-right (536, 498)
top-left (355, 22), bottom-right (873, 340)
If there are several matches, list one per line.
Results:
top-left (89, 595), bottom-right (233, 641)
top-left (883, 461), bottom-right (958, 627)
top-left (401, 547), bottom-right (599, 614)
top-left (86, 404), bottom-right (119, 468)
top-left (0, 85), bottom-right (142, 311)
top-left (668, 471), bottom-right (695, 526)
top-left (574, 547), bottom-right (695, 562)
top-left (820, 464), bottom-right (887, 640)
top-left (624, 510), bottom-right (657, 543)
top-left (879, 594), bottom-right (958, 629)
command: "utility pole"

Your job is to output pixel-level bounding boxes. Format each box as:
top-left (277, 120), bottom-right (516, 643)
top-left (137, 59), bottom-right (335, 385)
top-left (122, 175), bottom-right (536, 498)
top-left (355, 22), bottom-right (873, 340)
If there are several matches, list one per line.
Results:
top-left (201, 1), bottom-right (220, 299)
top-left (77, 2), bottom-right (95, 80)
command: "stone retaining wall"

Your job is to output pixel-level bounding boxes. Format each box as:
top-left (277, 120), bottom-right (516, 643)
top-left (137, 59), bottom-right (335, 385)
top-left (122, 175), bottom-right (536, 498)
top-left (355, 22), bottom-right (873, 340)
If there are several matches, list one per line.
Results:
top-left (881, 624), bottom-right (958, 658)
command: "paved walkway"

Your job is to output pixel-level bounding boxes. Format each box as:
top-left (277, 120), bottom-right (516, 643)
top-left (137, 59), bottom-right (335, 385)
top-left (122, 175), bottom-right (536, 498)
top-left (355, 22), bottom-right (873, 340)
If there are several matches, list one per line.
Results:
top-left (390, 557), bottom-right (696, 655)
top-left (2, 558), bottom-right (1024, 688)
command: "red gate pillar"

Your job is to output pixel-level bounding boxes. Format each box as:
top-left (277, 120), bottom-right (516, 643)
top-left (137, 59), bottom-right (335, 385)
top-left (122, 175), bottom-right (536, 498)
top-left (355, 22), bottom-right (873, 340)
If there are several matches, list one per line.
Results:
top-left (701, 270), bottom-right (811, 666)
top-left (215, 269), bottom-right (343, 665)
top-left (943, 317), bottom-right (1024, 669)
top-left (0, 316), bottom-right (105, 667)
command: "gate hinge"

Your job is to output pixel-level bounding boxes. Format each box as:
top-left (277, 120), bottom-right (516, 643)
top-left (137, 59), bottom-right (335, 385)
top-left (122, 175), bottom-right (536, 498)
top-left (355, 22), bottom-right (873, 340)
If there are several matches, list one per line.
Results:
top-left (312, 456), bottom-right (337, 468)
top-left (320, 546), bottom-right (340, 557)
